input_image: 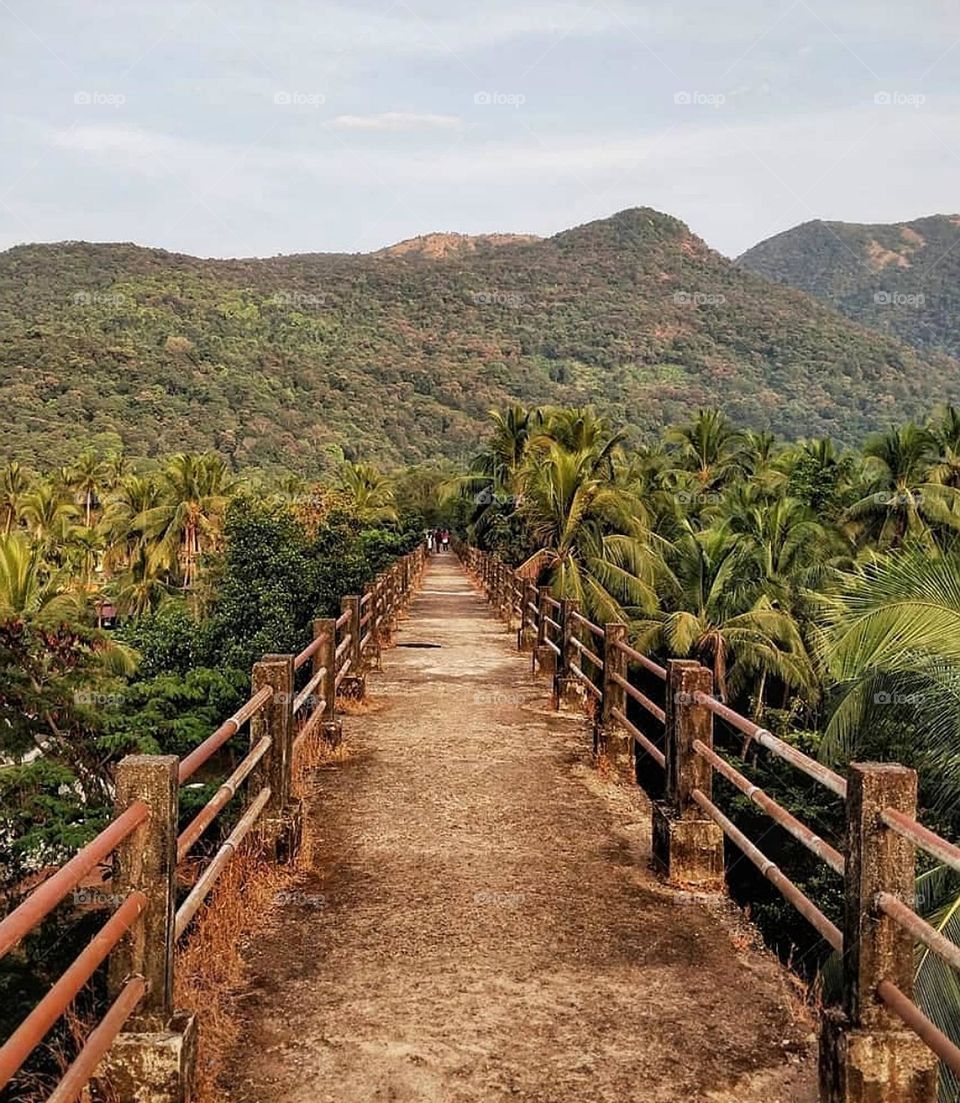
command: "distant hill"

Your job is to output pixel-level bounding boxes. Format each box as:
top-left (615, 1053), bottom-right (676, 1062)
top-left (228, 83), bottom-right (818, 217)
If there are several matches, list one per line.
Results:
top-left (2, 207), bottom-right (959, 475)
top-left (738, 214), bottom-right (960, 358)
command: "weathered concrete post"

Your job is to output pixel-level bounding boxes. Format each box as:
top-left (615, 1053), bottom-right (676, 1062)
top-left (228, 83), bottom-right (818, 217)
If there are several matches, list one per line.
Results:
top-left (251, 655), bottom-right (301, 859)
top-left (339, 596), bottom-right (366, 699)
top-left (508, 572), bottom-right (521, 631)
top-left (597, 622), bottom-right (628, 762)
top-left (652, 660), bottom-right (724, 887)
top-left (383, 569), bottom-right (396, 635)
top-left (518, 580), bottom-right (538, 651)
top-left (313, 617), bottom-right (342, 746)
top-left (369, 582), bottom-right (383, 669)
top-left (535, 588), bottom-right (556, 677)
top-left (99, 755), bottom-right (197, 1101)
top-left (400, 557), bottom-right (410, 607)
top-left (554, 598), bottom-right (581, 709)
top-left (819, 764), bottom-right (938, 1102)
top-left (500, 566), bottom-right (515, 627)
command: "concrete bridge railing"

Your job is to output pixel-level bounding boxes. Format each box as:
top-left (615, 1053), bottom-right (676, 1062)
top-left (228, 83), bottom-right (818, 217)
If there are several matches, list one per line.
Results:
top-left (0, 544), bottom-right (426, 1103)
top-left (458, 541), bottom-right (960, 1103)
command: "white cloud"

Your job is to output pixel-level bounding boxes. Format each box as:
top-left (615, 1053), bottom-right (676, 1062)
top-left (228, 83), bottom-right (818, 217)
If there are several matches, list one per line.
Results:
top-left (329, 112), bottom-right (463, 131)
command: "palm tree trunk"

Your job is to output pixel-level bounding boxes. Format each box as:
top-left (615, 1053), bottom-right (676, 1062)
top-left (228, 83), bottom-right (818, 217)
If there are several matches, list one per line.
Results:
top-left (753, 670), bottom-right (767, 723)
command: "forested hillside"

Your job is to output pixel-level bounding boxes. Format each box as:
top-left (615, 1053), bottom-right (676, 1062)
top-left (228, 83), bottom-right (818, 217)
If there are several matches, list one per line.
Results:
top-left (738, 214), bottom-right (960, 358)
top-left (2, 207), bottom-right (958, 474)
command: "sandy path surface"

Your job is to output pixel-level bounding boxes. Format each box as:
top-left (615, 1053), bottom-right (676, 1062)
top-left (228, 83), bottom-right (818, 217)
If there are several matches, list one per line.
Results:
top-left (224, 555), bottom-right (816, 1103)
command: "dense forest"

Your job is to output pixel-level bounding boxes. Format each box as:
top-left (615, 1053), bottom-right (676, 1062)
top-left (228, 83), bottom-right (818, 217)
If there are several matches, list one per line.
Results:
top-left (2, 208), bottom-right (959, 474)
top-left (738, 214), bottom-right (960, 358)
top-left (3, 399), bottom-right (960, 1097)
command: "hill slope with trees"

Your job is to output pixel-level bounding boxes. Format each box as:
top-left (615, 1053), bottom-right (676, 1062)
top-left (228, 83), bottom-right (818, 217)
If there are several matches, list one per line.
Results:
top-left (2, 207), bottom-right (959, 473)
top-left (738, 214), bottom-right (960, 358)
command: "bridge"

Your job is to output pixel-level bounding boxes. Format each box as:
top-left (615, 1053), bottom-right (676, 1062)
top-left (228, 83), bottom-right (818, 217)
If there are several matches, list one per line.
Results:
top-left (1, 546), bottom-right (959, 1102)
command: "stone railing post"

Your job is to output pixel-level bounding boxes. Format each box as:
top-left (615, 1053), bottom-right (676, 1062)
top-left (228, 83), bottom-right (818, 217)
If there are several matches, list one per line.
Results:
top-left (598, 623), bottom-right (628, 761)
top-left (339, 596), bottom-right (366, 699)
top-left (100, 755), bottom-right (196, 1100)
top-left (342, 595), bottom-right (362, 671)
top-left (499, 565), bottom-right (512, 625)
top-left (518, 580), bottom-right (538, 651)
top-left (108, 755), bottom-right (179, 1027)
top-left (313, 617), bottom-right (342, 744)
top-left (250, 654), bottom-right (301, 859)
top-left (507, 571), bottom-right (520, 629)
top-left (369, 581), bottom-right (383, 668)
top-left (554, 598), bottom-right (580, 708)
top-left (535, 588), bottom-right (555, 676)
top-left (652, 659), bottom-right (724, 887)
top-left (819, 764), bottom-right (937, 1102)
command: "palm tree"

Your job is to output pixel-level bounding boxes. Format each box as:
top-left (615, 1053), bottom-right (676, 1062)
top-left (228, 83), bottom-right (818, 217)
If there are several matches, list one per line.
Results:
top-left (19, 482), bottom-right (80, 553)
top-left (0, 461), bottom-right (30, 535)
top-left (929, 405), bottom-right (960, 490)
top-left (100, 474), bottom-right (161, 574)
top-left (451, 405), bottom-right (543, 523)
top-left (741, 429), bottom-right (778, 472)
top-left (339, 462), bottom-right (398, 524)
top-left (844, 424), bottom-right (960, 548)
top-left (0, 531), bottom-right (80, 624)
top-left (479, 404), bottom-right (543, 493)
top-left (516, 438), bottom-right (661, 623)
top-left (823, 551), bottom-right (960, 1090)
top-left (138, 453), bottom-right (235, 590)
top-left (102, 452), bottom-right (131, 491)
top-left (111, 546), bottom-right (171, 618)
top-left (635, 522), bottom-right (817, 707)
top-left (665, 409), bottom-right (744, 493)
top-left (725, 493), bottom-right (844, 599)
top-left (68, 451), bottom-right (106, 527)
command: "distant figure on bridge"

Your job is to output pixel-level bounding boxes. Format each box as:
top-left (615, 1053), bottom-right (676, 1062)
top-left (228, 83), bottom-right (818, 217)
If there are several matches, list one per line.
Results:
top-left (425, 530), bottom-right (435, 554)
top-left (441, 529), bottom-right (450, 553)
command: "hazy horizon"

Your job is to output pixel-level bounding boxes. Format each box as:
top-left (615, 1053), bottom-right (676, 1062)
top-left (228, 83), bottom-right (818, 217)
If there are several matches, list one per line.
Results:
top-left (4, 203), bottom-right (960, 264)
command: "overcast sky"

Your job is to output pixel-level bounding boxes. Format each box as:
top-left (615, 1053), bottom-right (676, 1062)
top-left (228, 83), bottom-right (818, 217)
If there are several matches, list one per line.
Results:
top-left (1, 0), bottom-right (958, 259)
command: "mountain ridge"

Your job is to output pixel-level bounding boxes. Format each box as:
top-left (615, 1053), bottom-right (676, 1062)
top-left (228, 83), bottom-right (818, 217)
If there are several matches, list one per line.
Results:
top-left (737, 214), bottom-right (960, 357)
top-left (2, 207), bottom-right (959, 474)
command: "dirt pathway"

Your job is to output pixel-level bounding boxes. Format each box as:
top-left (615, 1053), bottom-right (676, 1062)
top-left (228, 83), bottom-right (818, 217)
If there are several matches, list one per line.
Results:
top-left (224, 556), bottom-right (816, 1103)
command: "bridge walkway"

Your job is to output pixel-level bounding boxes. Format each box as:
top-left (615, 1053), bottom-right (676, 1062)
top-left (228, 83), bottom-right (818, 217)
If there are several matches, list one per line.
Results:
top-left (225, 555), bottom-right (815, 1103)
